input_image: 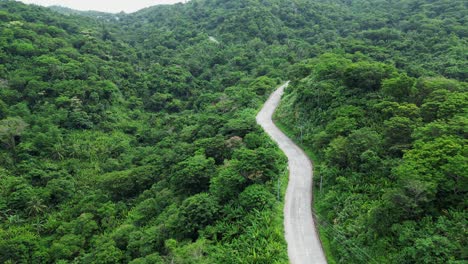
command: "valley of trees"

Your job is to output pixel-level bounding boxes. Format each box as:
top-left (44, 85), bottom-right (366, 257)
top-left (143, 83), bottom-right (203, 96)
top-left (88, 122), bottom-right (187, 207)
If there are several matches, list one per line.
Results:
top-left (0, 0), bottom-right (466, 263)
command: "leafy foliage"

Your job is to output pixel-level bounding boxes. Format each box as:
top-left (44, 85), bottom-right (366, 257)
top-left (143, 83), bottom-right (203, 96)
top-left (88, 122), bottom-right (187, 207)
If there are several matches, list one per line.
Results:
top-left (0, 0), bottom-right (466, 263)
top-left (276, 52), bottom-right (467, 263)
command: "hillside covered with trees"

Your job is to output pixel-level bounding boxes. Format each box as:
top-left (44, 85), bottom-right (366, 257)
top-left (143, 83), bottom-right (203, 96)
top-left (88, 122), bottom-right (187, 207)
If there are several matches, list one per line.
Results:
top-left (0, 0), bottom-right (466, 263)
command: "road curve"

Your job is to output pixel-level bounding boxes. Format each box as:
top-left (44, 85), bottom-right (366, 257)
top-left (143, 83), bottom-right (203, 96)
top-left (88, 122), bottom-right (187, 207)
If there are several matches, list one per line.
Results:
top-left (256, 82), bottom-right (327, 264)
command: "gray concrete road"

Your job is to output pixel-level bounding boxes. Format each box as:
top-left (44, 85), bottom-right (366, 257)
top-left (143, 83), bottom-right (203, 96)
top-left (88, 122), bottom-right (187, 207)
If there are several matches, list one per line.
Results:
top-left (256, 82), bottom-right (327, 264)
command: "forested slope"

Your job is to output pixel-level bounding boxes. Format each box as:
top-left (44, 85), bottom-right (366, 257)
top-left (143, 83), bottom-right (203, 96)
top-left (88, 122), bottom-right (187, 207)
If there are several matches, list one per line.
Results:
top-left (276, 53), bottom-right (467, 263)
top-left (0, 1), bottom-right (288, 263)
top-left (274, 0), bottom-right (466, 261)
top-left (0, 0), bottom-right (466, 263)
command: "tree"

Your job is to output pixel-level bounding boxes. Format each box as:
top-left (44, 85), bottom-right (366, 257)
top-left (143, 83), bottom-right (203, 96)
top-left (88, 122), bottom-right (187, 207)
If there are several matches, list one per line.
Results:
top-left (395, 136), bottom-right (467, 208)
top-left (382, 73), bottom-right (416, 102)
top-left (0, 99), bottom-right (7, 119)
top-left (80, 237), bottom-right (124, 264)
top-left (344, 61), bottom-right (394, 92)
top-left (231, 147), bottom-right (280, 183)
top-left (171, 154), bottom-right (216, 195)
top-left (238, 184), bottom-right (275, 211)
top-left (129, 253), bottom-right (164, 264)
top-left (0, 117), bottom-right (28, 153)
top-left (49, 234), bottom-right (84, 261)
top-left (0, 227), bottom-right (43, 263)
top-left (325, 116), bottom-right (358, 138)
top-left (420, 90), bottom-right (468, 122)
top-left (210, 167), bottom-right (247, 203)
top-left (178, 193), bottom-right (220, 239)
top-left (195, 136), bottom-right (228, 164)
top-left (383, 116), bottom-right (414, 156)
top-left (248, 76), bottom-right (277, 95)
top-left (98, 166), bottom-right (157, 200)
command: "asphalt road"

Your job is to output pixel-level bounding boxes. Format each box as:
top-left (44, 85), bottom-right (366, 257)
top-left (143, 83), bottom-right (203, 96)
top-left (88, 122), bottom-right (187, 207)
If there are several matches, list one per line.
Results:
top-left (256, 82), bottom-right (327, 264)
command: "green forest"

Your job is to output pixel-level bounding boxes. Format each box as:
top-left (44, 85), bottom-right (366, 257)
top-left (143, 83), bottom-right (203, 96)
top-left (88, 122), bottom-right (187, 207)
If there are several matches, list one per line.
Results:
top-left (0, 0), bottom-right (466, 263)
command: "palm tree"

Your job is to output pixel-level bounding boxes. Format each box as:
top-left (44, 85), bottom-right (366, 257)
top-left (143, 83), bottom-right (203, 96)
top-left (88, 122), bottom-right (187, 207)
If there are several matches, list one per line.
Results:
top-left (25, 198), bottom-right (47, 217)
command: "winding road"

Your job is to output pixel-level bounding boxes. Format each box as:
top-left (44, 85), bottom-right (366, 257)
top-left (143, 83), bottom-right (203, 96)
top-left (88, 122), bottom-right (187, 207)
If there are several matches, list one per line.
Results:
top-left (256, 82), bottom-right (327, 264)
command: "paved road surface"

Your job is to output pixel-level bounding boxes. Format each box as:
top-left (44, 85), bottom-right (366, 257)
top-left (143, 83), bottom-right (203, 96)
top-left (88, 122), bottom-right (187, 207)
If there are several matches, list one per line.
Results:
top-left (256, 82), bottom-right (327, 264)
